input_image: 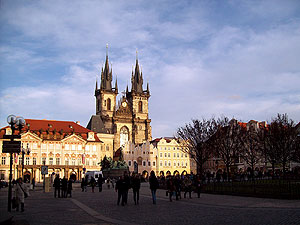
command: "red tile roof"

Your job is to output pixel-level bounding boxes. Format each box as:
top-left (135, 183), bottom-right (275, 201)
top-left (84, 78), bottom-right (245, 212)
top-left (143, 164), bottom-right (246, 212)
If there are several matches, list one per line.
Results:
top-left (0, 119), bottom-right (102, 142)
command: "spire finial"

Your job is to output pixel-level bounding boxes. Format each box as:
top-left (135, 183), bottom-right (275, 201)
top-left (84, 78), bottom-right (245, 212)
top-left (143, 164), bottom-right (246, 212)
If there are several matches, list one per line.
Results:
top-left (136, 48), bottom-right (138, 61)
top-left (106, 43), bottom-right (109, 56)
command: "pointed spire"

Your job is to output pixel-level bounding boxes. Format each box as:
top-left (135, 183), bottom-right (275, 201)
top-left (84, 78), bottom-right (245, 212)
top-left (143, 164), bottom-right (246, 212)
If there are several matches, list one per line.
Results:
top-left (126, 84), bottom-right (129, 93)
top-left (115, 76), bottom-right (118, 93)
top-left (95, 77), bottom-right (98, 91)
top-left (100, 45), bottom-right (113, 91)
top-left (147, 82), bottom-right (150, 94)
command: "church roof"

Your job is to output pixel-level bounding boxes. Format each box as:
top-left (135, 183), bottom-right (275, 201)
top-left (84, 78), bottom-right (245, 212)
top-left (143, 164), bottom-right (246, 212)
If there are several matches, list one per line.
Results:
top-left (86, 115), bottom-right (109, 134)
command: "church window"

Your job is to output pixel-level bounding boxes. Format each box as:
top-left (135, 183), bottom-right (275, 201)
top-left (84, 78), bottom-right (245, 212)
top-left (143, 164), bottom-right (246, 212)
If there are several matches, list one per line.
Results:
top-left (107, 98), bottom-right (111, 110)
top-left (120, 126), bottom-right (129, 147)
top-left (138, 101), bottom-right (143, 112)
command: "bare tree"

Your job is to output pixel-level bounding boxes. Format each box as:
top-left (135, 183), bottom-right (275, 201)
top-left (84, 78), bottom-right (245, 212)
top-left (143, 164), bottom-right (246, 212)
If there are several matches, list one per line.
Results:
top-left (213, 117), bottom-right (242, 181)
top-left (239, 124), bottom-right (263, 179)
top-left (266, 114), bottom-right (299, 177)
top-left (176, 118), bottom-right (218, 175)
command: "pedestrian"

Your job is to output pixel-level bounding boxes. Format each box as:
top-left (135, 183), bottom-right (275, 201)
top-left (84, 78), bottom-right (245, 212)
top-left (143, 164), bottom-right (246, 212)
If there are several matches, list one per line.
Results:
top-left (131, 173), bottom-right (141, 205)
top-left (81, 178), bottom-right (85, 192)
top-left (31, 177), bottom-right (35, 190)
top-left (14, 178), bottom-right (29, 212)
top-left (84, 175), bottom-right (89, 192)
top-left (67, 179), bottom-right (73, 198)
top-left (183, 175), bottom-right (192, 199)
top-left (115, 176), bottom-right (126, 206)
top-left (149, 171), bottom-right (159, 204)
top-left (107, 177), bottom-right (111, 189)
top-left (61, 176), bottom-right (68, 198)
top-left (166, 176), bottom-right (175, 202)
top-left (194, 174), bottom-right (202, 198)
top-left (98, 174), bottom-right (103, 192)
top-left (174, 175), bottom-right (182, 200)
top-left (124, 172), bottom-right (131, 204)
top-left (90, 176), bottom-right (96, 193)
top-left (53, 174), bottom-right (61, 198)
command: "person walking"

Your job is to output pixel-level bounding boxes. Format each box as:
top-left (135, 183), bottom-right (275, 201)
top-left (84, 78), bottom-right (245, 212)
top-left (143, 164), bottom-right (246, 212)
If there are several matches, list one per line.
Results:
top-left (81, 178), bottom-right (85, 192)
top-left (31, 177), bottom-right (35, 190)
top-left (174, 175), bottom-right (182, 200)
top-left (61, 177), bottom-right (68, 198)
top-left (115, 176), bottom-right (126, 206)
top-left (14, 178), bottom-right (29, 212)
top-left (98, 174), bottom-right (103, 192)
top-left (183, 175), bottom-right (192, 199)
top-left (124, 172), bottom-right (131, 204)
top-left (166, 176), bottom-right (175, 202)
top-left (149, 171), bottom-right (159, 204)
top-left (131, 173), bottom-right (141, 205)
top-left (194, 174), bottom-right (202, 198)
top-left (67, 179), bottom-right (73, 198)
top-left (54, 174), bottom-right (61, 198)
top-left (90, 176), bottom-right (96, 193)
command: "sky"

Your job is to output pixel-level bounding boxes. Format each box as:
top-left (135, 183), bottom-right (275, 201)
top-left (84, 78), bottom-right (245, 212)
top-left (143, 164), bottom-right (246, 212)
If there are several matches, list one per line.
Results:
top-left (0, 0), bottom-right (300, 138)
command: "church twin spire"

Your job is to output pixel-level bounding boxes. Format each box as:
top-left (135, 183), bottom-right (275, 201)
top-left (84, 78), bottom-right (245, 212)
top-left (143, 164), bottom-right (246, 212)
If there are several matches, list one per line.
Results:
top-left (95, 46), bottom-right (149, 95)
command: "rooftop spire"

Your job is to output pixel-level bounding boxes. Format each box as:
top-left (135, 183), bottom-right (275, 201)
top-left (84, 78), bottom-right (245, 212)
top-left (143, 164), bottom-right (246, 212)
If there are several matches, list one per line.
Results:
top-left (100, 45), bottom-right (113, 91)
top-left (115, 76), bottom-right (118, 94)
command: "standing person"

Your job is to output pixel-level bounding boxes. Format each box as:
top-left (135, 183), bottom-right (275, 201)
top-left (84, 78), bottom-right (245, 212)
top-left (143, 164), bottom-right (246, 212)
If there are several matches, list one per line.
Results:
top-left (54, 174), bottom-right (61, 198)
top-left (31, 177), bottom-right (35, 190)
top-left (61, 177), bottom-right (68, 198)
top-left (115, 176), bottom-right (126, 206)
top-left (67, 179), bottom-right (73, 198)
top-left (166, 176), bottom-right (175, 202)
top-left (14, 178), bottom-right (29, 212)
top-left (98, 174), bottom-right (103, 192)
top-left (84, 175), bottom-right (89, 192)
top-left (183, 176), bottom-right (192, 199)
top-left (131, 173), bottom-right (141, 205)
top-left (123, 172), bottom-right (131, 205)
top-left (90, 176), bottom-right (96, 193)
top-left (149, 171), bottom-right (159, 204)
top-left (81, 178), bottom-right (85, 192)
top-left (174, 175), bottom-right (182, 200)
top-left (194, 175), bottom-right (202, 198)
top-left (106, 177), bottom-right (111, 189)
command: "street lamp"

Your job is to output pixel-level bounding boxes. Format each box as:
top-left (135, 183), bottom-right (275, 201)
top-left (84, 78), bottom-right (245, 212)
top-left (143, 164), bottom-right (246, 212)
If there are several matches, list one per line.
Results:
top-left (21, 143), bottom-right (31, 181)
top-left (6, 115), bottom-right (25, 212)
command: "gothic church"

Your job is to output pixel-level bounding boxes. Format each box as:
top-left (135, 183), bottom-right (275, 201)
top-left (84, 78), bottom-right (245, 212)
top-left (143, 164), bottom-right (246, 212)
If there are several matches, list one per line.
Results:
top-left (87, 50), bottom-right (152, 153)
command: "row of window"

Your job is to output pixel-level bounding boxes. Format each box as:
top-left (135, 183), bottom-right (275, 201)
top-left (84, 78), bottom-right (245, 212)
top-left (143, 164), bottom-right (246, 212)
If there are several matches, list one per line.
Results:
top-left (22, 143), bottom-right (109, 151)
top-left (1, 157), bottom-right (97, 166)
top-left (127, 160), bottom-right (156, 167)
top-left (159, 147), bottom-right (182, 151)
top-left (159, 160), bottom-right (188, 167)
top-left (159, 152), bottom-right (187, 158)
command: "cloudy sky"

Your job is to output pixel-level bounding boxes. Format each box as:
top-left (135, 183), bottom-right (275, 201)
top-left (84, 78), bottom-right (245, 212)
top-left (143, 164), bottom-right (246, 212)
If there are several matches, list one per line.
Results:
top-left (0, 0), bottom-right (300, 138)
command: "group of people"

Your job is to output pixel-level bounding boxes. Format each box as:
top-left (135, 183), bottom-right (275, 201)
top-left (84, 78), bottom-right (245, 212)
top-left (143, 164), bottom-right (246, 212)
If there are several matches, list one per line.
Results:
top-left (164, 174), bottom-right (202, 202)
top-left (53, 175), bottom-right (73, 198)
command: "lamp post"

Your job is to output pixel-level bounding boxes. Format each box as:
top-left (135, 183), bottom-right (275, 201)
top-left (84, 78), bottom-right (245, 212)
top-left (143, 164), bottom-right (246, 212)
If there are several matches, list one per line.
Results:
top-left (21, 143), bottom-right (31, 181)
top-left (6, 115), bottom-right (25, 212)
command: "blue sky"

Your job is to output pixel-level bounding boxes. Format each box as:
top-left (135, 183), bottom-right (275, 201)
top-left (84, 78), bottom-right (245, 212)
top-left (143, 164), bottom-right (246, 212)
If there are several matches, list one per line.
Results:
top-left (1, 0), bottom-right (300, 138)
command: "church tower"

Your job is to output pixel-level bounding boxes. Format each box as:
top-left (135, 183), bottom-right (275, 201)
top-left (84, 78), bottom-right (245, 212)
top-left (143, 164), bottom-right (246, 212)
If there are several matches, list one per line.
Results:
top-left (94, 46), bottom-right (118, 133)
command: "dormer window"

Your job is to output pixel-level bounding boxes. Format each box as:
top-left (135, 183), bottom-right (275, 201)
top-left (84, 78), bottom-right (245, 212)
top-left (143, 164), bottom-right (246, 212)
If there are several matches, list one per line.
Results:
top-left (69, 125), bottom-right (73, 129)
top-left (88, 132), bottom-right (95, 141)
top-left (48, 124), bottom-right (52, 128)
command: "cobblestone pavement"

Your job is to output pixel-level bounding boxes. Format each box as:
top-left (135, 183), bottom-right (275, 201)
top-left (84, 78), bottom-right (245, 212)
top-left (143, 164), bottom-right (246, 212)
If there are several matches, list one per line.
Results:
top-left (1, 183), bottom-right (300, 225)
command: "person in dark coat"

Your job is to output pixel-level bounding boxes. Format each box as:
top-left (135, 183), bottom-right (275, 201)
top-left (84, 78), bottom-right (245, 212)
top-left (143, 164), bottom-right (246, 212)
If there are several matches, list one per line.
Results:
top-left (149, 171), bottom-right (159, 204)
top-left (54, 175), bottom-right (61, 198)
top-left (98, 174), bottom-right (103, 192)
top-left (67, 179), bottom-right (73, 198)
top-left (166, 176), bottom-right (175, 202)
top-left (32, 177), bottom-right (35, 190)
top-left (131, 173), bottom-right (141, 205)
top-left (123, 172), bottom-right (131, 204)
top-left (81, 178), bottom-right (85, 192)
top-left (194, 174), bottom-right (202, 198)
top-left (115, 176), bottom-right (127, 206)
top-left (61, 177), bottom-right (68, 198)
top-left (90, 176), bottom-right (96, 193)
top-left (174, 175), bottom-right (182, 200)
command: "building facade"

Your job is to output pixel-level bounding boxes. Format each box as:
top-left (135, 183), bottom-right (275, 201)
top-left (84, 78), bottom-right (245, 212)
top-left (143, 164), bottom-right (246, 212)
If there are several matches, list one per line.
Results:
top-left (0, 119), bottom-right (110, 182)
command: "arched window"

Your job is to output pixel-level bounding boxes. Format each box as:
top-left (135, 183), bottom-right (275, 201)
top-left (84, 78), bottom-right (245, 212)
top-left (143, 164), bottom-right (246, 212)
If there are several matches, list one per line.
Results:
top-left (107, 98), bottom-right (111, 111)
top-left (138, 101), bottom-right (143, 112)
top-left (120, 126), bottom-right (129, 147)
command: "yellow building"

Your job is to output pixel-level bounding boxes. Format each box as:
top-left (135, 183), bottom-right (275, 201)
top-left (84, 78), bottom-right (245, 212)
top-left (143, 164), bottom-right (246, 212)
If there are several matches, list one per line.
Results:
top-left (0, 119), bottom-right (111, 182)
